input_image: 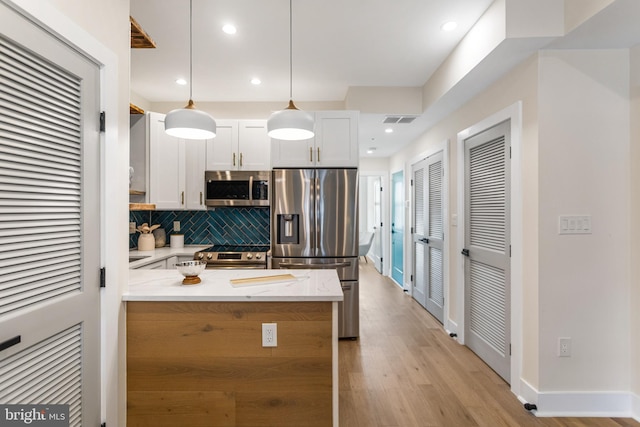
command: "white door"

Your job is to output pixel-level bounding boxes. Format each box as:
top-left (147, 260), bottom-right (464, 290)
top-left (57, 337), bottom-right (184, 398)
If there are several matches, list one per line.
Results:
top-left (370, 176), bottom-right (383, 274)
top-left (184, 139), bottom-right (206, 210)
top-left (206, 119), bottom-right (238, 170)
top-left (0, 4), bottom-right (101, 426)
top-left (463, 120), bottom-right (511, 383)
top-left (412, 152), bottom-right (445, 323)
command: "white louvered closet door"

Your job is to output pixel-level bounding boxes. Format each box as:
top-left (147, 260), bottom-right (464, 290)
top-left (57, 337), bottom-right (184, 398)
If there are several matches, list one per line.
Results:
top-left (411, 151), bottom-right (444, 323)
top-left (463, 120), bottom-right (511, 383)
top-left (0, 4), bottom-right (100, 426)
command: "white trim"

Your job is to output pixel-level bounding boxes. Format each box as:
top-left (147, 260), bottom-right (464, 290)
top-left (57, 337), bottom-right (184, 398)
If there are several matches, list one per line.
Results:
top-left (633, 392), bottom-right (640, 421)
top-left (5, 1), bottom-right (123, 425)
top-left (407, 140), bottom-right (450, 327)
top-left (456, 101), bottom-right (523, 397)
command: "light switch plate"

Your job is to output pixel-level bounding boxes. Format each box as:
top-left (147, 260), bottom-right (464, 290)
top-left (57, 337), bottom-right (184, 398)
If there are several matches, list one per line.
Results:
top-left (558, 215), bottom-right (591, 235)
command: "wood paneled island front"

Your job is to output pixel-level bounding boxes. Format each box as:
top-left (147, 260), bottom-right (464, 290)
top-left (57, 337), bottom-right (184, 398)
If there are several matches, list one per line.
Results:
top-left (124, 269), bottom-right (343, 427)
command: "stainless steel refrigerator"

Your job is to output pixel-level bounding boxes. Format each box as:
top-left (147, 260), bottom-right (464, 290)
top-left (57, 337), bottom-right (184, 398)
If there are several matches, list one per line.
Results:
top-left (271, 168), bottom-right (359, 338)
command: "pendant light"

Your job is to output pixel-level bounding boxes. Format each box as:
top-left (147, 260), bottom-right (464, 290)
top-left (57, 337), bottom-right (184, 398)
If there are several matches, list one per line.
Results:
top-left (165, 0), bottom-right (216, 140)
top-left (267, 0), bottom-right (314, 140)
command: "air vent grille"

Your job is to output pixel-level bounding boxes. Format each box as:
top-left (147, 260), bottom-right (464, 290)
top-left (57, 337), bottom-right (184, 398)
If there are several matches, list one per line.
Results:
top-left (383, 115), bottom-right (417, 124)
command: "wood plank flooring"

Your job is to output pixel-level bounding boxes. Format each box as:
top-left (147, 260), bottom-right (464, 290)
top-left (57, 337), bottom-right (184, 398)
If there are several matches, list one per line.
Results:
top-left (339, 261), bottom-right (639, 427)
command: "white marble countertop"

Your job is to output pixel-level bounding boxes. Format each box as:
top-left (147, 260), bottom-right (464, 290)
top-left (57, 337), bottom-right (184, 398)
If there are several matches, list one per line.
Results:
top-left (124, 268), bottom-right (344, 302)
top-left (128, 245), bottom-right (209, 268)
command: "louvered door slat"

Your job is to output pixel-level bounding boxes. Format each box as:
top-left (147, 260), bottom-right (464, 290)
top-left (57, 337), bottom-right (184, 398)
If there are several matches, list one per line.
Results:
top-left (428, 160), bottom-right (443, 237)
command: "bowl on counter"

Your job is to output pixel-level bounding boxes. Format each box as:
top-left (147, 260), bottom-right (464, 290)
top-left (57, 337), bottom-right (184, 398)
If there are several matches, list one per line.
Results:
top-left (176, 261), bottom-right (207, 285)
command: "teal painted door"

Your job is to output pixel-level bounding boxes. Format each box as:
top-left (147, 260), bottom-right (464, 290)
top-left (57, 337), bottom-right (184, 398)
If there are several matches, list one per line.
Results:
top-left (391, 171), bottom-right (404, 286)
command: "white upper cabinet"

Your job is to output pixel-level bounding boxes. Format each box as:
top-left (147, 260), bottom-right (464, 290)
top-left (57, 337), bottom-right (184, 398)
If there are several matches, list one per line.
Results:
top-left (184, 138), bottom-right (207, 210)
top-left (271, 111), bottom-right (359, 168)
top-left (206, 120), bottom-right (270, 171)
top-left (147, 112), bottom-right (206, 210)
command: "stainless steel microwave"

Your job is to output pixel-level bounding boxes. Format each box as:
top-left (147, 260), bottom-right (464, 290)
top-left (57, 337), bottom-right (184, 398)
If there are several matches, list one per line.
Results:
top-left (204, 170), bottom-right (270, 207)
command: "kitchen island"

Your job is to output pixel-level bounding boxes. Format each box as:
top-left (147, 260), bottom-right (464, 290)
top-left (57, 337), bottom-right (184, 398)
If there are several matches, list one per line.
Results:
top-left (124, 269), bottom-right (343, 427)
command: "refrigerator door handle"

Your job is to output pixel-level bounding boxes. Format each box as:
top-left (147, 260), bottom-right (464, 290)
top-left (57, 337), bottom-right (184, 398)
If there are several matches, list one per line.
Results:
top-left (278, 262), bottom-right (352, 269)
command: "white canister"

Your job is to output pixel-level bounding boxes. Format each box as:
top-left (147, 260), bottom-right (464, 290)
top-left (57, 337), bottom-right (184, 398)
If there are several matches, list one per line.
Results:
top-left (170, 234), bottom-right (184, 249)
top-left (137, 233), bottom-right (155, 251)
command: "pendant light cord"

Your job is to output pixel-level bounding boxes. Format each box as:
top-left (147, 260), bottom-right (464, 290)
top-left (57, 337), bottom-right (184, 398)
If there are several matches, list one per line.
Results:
top-left (189, 0), bottom-right (193, 101)
top-left (289, 0), bottom-right (293, 100)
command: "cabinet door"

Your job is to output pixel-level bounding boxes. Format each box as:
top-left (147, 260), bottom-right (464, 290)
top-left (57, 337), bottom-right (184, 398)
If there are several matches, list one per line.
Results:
top-left (149, 112), bottom-right (185, 209)
top-left (184, 139), bottom-right (207, 210)
top-left (238, 120), bottom-right (270, 170)
top-left (206, 120), bottom-right (238, 170)
top-left (314, 111), bottom-right (359, 167)
top-left (271, 138), bottom-right (315, 167)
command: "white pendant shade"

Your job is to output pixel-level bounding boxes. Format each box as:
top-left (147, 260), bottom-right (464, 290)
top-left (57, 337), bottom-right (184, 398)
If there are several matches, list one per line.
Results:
top-left (165, 100), bottom-right (216, 140)
top-left (267, 100), bottom-right (314, 140)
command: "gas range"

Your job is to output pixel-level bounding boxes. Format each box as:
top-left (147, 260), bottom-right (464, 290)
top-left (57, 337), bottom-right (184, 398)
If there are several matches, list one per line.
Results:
top-left (194, 244), bottom-right (270, 269)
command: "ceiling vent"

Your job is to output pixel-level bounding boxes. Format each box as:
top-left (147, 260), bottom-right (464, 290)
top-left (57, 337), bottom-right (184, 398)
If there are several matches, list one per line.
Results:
top-left (383, 115), bottom-right (417, 124)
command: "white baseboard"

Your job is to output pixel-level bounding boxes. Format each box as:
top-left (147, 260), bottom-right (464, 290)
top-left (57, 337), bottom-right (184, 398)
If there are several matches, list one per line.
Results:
top-left (517, 382), bottom-right (639, 421)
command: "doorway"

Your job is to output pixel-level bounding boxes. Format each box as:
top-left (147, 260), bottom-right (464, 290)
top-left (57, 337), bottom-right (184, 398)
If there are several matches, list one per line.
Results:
top-left (391, 171), bottom-right (404, 287)
top-left (359, 174), bottom-right (385, 274)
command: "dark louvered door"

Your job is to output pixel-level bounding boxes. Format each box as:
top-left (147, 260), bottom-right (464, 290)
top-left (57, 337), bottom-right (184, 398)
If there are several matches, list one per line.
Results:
top-left (0, 4), bottom-right (100, 425)
top-left (412, 151), bottom-right (444, 323)
top-left (463, 120), bottom-right (511, 383)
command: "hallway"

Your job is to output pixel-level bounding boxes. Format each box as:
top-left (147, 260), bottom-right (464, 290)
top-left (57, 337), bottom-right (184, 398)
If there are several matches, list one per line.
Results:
top-left (338, 261), bottom-right (639, 427)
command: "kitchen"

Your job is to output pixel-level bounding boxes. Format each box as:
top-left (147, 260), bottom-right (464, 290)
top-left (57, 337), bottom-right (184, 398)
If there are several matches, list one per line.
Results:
top-left (1, 1), bottom-right (640, 427)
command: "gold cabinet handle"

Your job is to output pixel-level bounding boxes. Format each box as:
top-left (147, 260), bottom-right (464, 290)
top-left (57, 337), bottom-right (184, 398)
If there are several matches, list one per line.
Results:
top-left (240, 152), bottom-right (243, 167)
top-left (233, 152), bottom-right (236, 166)
top-left (181, 191), bottom-right (184, 205)
top-left (317, 147), bottom-right (320, 163)
top-left (200, 191), bottom-right (203, 205)
top-left (309, 146), bottom-right (313, 163)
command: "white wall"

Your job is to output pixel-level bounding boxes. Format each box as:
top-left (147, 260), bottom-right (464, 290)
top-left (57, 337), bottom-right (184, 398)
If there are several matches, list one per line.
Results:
top-left (537, 49), bottom-right (631, 392)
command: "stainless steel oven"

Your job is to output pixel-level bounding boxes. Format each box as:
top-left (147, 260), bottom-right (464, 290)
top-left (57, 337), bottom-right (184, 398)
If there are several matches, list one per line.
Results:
top-left (194, 245), bottom-right (270, 269)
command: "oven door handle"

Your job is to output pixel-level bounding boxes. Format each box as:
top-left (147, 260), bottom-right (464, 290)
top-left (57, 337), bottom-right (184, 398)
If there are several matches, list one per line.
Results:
top-left (278, 262), bottom-right (351, 269)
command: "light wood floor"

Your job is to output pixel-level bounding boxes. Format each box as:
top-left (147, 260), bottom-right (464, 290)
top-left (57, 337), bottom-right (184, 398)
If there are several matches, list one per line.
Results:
top-left (338, 261), bottom-right (639, 427)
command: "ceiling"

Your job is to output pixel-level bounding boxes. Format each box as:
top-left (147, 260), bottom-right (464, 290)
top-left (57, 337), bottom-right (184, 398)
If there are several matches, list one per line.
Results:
top-left (129, 0), bottom-right (640, 159)
top-left (130, 0), bottom-right (494, 157)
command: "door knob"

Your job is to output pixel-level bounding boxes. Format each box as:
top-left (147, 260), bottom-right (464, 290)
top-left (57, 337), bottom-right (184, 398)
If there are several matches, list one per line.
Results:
top-left (420, 238), bottom-right (429, 244)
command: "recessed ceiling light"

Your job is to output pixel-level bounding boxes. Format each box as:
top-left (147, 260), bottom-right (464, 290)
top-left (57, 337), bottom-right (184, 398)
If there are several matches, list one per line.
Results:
top-left (175, 78), bottom-right (187, 85)
top-left (222, 24), bottom-right (237, 35)
top-left (385, 128), bottom-right (394, 133)
top-left (441, 21), bottom-right (457, 32)
top-left (367, 147), bottom-right (376, 154)
top-left (251, 78), bottom-right (261, 85)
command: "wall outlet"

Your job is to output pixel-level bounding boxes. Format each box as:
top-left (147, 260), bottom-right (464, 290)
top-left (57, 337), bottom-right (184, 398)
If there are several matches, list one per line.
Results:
top-left (558, 337), bottom-right (571, 357)
top-left (129, 222), bottom-right (136, 234)
top-left (173, 221), bottom-right (180, 232)
top-left (262, 323), bottom-right (277, 347)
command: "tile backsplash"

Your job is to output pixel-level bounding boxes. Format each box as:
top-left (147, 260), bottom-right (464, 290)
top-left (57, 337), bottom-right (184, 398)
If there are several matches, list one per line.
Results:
top-left (129, 207), bottom-right (270, 249)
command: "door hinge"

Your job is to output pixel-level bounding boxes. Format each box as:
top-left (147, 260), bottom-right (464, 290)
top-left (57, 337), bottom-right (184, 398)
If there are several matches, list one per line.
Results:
top-left (410, 179), bottom-right (413, 186)
top-left (99, 111), bottom-right (105, 132)
top-left (509, 146), bottom-right (512, 159)
top-left (100, 267), bottom-right (106, 288)
top-left (509, 245), bottom-right (512, 257)
top-left (510, 344), bottom-right (512, 356)
top-left (101, 423), bottom-right (106, 427)
top-left (410, 274), bottom-right (413, 282)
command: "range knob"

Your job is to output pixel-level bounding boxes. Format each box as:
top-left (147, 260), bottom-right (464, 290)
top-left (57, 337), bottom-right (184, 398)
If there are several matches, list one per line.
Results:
top-left (246, 253), bottom-right (253, 260)
top-left (255, 254), bottom-right (262, 259)
top-left (206, 253), bottom-right (213, 260)
top-left (197, 253), bottom-right (204, 260)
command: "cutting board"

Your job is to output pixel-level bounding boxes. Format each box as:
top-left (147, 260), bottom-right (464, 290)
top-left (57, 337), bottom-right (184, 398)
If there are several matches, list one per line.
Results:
top-left (229, 273), bottom-right (297, 287)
